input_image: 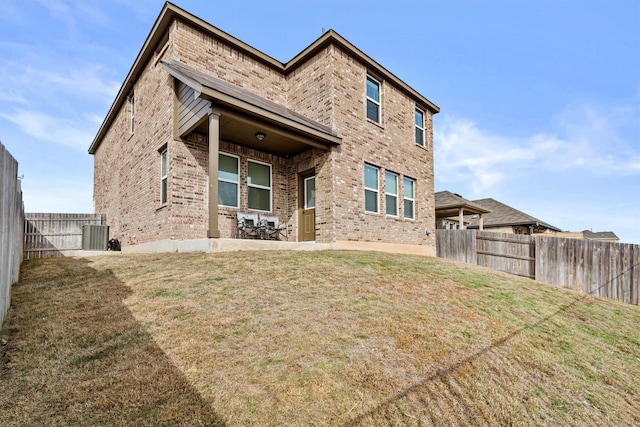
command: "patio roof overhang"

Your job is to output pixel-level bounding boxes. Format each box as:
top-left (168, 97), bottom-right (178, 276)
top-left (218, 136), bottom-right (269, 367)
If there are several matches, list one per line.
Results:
top-left (162, 60), bottom-right (341, 157)
top-left (435, 203), bottom-right (491, 219)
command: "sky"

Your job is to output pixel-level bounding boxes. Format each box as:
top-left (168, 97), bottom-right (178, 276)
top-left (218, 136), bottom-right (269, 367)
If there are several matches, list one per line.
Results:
top-left (1, 0), bottom-right (639, 244)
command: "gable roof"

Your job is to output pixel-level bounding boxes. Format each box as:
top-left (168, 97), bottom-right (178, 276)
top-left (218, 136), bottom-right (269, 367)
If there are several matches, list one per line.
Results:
top-left (434, 191), bottom-right (491, 217)
top-left (582, 230), bottom-right (619, 240)
top-left (465, 198), bottom-right (561, 232)
top-left (162, 59), bottom-right (341, 145)
top-left (89, 1), bottom-right (439, 154)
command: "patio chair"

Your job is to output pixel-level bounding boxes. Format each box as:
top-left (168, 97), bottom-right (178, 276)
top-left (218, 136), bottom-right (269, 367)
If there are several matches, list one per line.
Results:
top-left (236, 212), bottom-right (261, 239)
top-left (259, 215), bottom-right (288, 241)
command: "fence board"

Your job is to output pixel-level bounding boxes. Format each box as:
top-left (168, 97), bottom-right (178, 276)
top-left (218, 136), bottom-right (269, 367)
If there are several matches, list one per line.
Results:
top-left (23, 213), bottom-right (105, 260)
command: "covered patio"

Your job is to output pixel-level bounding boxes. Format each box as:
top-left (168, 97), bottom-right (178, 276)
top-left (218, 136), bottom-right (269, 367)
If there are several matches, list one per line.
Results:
top-left (162, 60), bottom-right (341, 240)
top-left (434, 191), bottom-right (491, 230)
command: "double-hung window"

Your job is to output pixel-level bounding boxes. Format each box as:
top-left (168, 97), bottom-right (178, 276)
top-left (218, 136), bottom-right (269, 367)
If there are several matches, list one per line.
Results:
top-left (247, 160), bottom-right (271, 211)
top-left (218, 153), bottom-right (239, 208)
top-left (160, 148), bottom-right (167, 204)
top-left (364, 164), bottom-right (379, 213)
top-left (366, 76), bottom-right (381, 123)
top-left (385, 171), bottom-right (398, 216)
top-left (415, 108), bottom-right (425, 146)
top-left (403, 177), bottom-right (415, 219)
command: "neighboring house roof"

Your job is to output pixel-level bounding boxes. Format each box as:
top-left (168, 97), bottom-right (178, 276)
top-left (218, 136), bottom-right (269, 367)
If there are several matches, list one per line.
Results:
top-left (434, 191), bottom-right (491, 218)
top-left (465, 198), bottom-right (562, 232)
top-left (582, 230), bottom-right (619, 241)
top-left (89, 1), bottom-right (439, 154)
top-left (161, 59), bottom-right (340, 145)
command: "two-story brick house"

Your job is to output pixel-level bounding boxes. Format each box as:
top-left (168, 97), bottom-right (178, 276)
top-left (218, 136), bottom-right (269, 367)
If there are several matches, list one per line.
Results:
top-left (89, 2), bottom-right (439, 252)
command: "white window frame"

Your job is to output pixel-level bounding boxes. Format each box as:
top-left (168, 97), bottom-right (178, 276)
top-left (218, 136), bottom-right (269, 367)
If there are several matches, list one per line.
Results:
top-left (403, 177), bottom-right (415, 220)
top-left (218, 152), bottom-right (239, 208)
top-left (129, 94), bottom-right (135, 134)
top-left (364, 163), bottom-right (379, 213)
top-left (247, 159), bottom-right (272, 212)
top-left (366, 75), bottom-right (381, 123)
top-left (160, 148), bottom-right (167, 204)
top-left (385, 171), bottom-right (398, 217)
top-left (415, 108), bottom-right (425, 146)
top-left (304, 176), bottom-right (315, 210)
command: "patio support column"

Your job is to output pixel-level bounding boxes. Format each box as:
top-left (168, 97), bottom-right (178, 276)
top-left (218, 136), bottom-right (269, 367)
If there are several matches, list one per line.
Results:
top-left (208, 109), bottom-right (220, 238)
top-left (479, 214), bottom-right (484, 231)
top-left (459, 208), bottom-right (465, 230)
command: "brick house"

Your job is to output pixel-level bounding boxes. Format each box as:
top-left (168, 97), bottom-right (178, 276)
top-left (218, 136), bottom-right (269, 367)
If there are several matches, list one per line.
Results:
top-left (89, 2), bottom-right (439, 252)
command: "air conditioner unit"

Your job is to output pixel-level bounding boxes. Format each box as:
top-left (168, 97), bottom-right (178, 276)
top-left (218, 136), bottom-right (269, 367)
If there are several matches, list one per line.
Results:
top-left (82, 225), bottom-right (109, 251)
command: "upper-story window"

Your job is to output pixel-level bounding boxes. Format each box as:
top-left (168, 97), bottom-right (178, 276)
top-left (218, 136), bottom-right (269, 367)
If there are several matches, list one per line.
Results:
top-left (247, 160), bottom-right (272, 212)
top-left (364, 164), bottom-right (379, 213)
top-left (366, 76), bottom-right (381, 123)
top-left (415, 108), bottom-right (425, 146)
top-left (129, 93), bottom-right (135, 134)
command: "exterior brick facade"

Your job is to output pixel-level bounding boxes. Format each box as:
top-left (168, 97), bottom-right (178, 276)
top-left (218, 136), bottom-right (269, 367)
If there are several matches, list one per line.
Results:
top-left (91, 4), bottom-right (439, 251)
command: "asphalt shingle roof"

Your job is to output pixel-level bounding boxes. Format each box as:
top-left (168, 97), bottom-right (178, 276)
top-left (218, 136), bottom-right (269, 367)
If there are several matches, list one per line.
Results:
top-left (465, 198), bottom-right (561, 231)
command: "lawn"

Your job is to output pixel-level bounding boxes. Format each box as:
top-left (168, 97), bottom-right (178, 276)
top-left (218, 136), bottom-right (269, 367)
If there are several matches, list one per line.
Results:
top-left (1, 250), bottom-right (638, 426)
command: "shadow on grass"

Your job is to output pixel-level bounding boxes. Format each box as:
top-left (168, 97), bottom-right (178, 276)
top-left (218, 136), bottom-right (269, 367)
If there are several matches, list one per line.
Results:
top-left (0, 257), bottom-right (226, 426)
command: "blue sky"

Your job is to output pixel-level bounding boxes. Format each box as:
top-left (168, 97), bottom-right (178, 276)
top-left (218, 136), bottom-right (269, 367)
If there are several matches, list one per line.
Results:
top-left (1, 0), bottom-right (639, 244)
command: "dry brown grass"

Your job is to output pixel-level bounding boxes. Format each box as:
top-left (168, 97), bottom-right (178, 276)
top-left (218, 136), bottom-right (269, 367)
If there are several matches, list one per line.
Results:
top-left (1, 250), bottom-right (639, 426)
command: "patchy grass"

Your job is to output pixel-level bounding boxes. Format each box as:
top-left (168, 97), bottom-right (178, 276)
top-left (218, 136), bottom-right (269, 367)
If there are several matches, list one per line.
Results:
top-left (1, 250), bottom-right (639, 426)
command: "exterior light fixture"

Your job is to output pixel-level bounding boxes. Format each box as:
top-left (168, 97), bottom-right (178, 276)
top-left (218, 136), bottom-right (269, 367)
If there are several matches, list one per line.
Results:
top-left (255, 132), bottom-right (266, 141)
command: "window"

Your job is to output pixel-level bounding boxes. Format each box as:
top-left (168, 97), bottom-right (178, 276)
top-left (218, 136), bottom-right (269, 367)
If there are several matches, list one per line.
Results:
top-left (366, 76), bottom-right (381, 123)
top-left (364, 164), bottom-right (379, 213)
top-left (247, 160), bottom-right (271, 211)
top-left (385, 171), bottom-right (398, 216)
top-left (218, 153), bottom-right (239, 207)
top-left (403, 177), bottom-right (415, 219)
top-left (129, 94), bottom-right (135, 133)
top-left (415, 108), bottom-right (425, 146)
top-left (160, 148), bottom-right (167, 204)
top-left (304, 176), bottom-right (316, 209)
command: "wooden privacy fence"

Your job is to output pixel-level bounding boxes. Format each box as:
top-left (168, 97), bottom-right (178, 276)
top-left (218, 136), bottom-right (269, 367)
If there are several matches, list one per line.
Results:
top-left (1, 142), bottom-right (24, 327)
top-left (436, 230), bottom-right (639, 305)
top-left (23, 213), bottom-right (105, 260)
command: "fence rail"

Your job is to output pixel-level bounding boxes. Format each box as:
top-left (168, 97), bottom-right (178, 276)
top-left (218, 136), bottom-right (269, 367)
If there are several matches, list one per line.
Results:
top-left (436, 229), bottom-right (639, 305)
top-left (23, 213), bottom-right (105, 260)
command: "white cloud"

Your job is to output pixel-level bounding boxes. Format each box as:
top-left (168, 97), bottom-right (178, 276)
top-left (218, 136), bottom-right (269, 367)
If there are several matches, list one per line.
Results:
top-left (435, 100), bottom-right (640, 197)
top-left (0, 109), bottom-right (95, 150)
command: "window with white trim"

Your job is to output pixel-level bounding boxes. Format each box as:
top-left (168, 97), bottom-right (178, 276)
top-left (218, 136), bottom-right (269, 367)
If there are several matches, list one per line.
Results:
top-left (385, 171), bottom-right (398, 216)
top-left (415, 108), bottom-right (425, 146)
top-left (129, 94), bottom-right (135, 134)
top-left (364, 164), bottom-right (379, 213)
top-left (366, 76), bottom-right (381, 123)
top-left (160, 148), bottom-right (167, 204)
top-left (218, 153), bottom-right (239, 208)
top-left (247, 160), bottom-right (271, 211)
top-left (403, 177), bottom-right (415, 219)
